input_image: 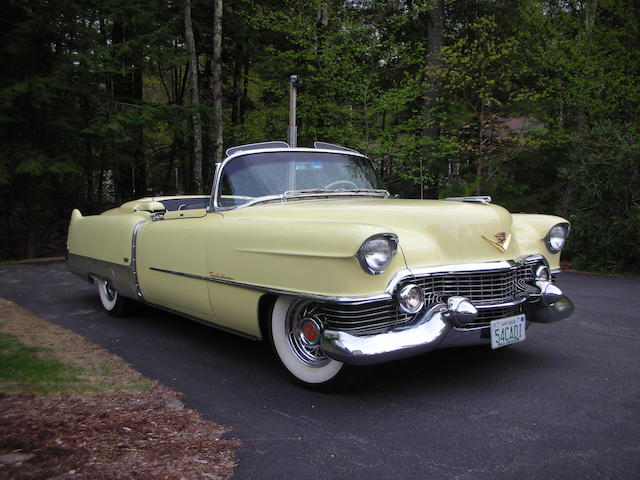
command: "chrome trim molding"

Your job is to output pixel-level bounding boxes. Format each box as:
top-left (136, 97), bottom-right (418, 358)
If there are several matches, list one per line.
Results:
top-left (131, 221), bottom-right (145, 299)
top-left (445, 196), bottom-right (492, 204)
top-left (209, 147), bottom-right (371, 212)
top-left (148, 266), bottom-right (392, 304)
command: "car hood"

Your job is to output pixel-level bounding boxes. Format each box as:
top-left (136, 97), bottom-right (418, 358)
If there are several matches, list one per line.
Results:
top-left (221, 197), bottom-right (522, 267)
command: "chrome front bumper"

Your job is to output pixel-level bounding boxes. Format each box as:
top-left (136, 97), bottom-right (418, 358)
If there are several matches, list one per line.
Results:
top-left (320, 282), bottom-right (574, 366)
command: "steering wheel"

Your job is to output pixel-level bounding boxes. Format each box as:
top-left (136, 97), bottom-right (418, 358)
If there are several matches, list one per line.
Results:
top-left (324, 180), bottom-right (358, 190)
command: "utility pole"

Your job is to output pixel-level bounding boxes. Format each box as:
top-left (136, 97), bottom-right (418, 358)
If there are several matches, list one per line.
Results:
top-left (288, 75), bottom-right (301, 147)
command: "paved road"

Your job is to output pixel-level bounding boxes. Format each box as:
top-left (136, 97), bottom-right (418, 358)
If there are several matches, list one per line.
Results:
top-left (1, 262), bottom-right (639, 479)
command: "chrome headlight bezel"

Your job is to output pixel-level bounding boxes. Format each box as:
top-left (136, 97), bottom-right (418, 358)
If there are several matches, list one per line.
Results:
top-left (544, 223), bottom-right (570, 254)
top-left (356, 233), bottom-right (398, 275)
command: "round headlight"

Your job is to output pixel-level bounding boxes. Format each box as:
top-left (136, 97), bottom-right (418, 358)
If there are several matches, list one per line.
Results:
top-left (398, 284), bottom-right (424, 314)
top-left (545, 223), bottom-right (570, 253)
top-left (356, 234), bottom-right (398, 275)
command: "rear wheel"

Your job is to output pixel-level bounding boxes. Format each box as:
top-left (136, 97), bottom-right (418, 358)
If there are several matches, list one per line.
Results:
top-left (96, 278), bottom-right (132, 317)
top-left (269, 296), bottom-right (359, 392)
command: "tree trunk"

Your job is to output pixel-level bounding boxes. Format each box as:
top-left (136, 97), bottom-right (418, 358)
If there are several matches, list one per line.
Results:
top-left (132, 44), bottom-right (146, 197)
top-left (422, 0), bottom-right (444, 138)
top-left (184, 0), bottom-right (203, 192)
top-left (231, 52), bottom-right (241, 124)
top-left (240, 57), bottom-right (249, 123)
top-left (421, 0), bottom-right (444, 198)
top-left (211, 0), bottom-right (224, 164)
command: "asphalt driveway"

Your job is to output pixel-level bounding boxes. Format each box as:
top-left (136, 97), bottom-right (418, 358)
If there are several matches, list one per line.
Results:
top-left (0, 262), bottom-right (638, 479)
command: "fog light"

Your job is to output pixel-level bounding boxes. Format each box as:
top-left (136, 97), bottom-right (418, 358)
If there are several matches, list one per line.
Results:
top-left (398, 284), bottom-right (424, 314)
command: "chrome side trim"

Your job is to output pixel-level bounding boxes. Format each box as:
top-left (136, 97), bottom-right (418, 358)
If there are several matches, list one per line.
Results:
top-left (445, 196), bottom-right (492, 204)
top-left (131, 221), bottom-right (145, 299)
top-left (148, 266), bottom-right (392, 304)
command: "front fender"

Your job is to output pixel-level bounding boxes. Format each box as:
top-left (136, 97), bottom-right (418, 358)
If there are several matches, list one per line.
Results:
top-left (207, 217), bottom-right (406, 298)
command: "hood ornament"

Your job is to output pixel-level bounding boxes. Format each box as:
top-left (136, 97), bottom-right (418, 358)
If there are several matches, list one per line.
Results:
top-left (482, 232), bottom-right (511, 253)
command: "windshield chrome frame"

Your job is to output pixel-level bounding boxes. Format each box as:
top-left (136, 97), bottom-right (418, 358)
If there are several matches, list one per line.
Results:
top-left (207, 147), bottom-right (383, 212)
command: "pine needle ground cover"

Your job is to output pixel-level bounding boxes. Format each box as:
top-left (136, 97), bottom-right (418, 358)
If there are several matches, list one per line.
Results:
top-left (0, 299), bottom-right (240, 480)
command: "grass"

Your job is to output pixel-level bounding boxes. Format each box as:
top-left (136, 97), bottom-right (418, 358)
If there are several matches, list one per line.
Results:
top-left (0, 332), bottom-right (90, 394)
top-left (0, 299), bottom-right (157, 394)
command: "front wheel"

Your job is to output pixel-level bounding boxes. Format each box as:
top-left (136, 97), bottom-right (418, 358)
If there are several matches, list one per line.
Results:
top-left (269, 296), bottom-right (359, 392)
top-left (96, 278), bottom-right (132, 317)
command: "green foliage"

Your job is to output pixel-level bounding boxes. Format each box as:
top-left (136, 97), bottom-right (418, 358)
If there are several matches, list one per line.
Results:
top-left (561, 122), bottom-right (640, 272)
top-left (0, 0), bottom-right (639, 270)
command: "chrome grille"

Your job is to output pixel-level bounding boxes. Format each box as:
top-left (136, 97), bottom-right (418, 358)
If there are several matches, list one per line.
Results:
top-left (415, 263), bottom-right (536, 306)
top-left (320, 301), bottom-right (411, 336)
top-left (320, 261), bottom-right (537, 335)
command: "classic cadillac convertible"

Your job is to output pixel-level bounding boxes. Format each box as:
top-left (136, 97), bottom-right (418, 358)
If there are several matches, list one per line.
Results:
top-left (67, 141), bottom-right (574, 391)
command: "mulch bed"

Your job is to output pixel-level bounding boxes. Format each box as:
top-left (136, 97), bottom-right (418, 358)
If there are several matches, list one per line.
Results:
top-left (0, 388), bottom-right (240, 480)
top-left (0, 299), bottom-right (240, 479)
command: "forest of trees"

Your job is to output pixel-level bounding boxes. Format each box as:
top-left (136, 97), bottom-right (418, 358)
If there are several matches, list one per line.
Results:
top-left (1, 0), bottom-right (638, 271)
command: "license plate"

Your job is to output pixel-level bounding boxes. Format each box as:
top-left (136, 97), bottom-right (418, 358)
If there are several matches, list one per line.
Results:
top-left (490, 314), bottom-right (526, 349)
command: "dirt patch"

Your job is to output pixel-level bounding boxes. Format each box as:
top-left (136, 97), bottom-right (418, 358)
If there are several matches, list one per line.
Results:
top-left (0, 299), bottom-right (240, 479)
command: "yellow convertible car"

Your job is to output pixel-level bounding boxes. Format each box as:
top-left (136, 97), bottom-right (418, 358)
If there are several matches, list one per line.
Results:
top-left (67, 141), bottom-right (574, 391)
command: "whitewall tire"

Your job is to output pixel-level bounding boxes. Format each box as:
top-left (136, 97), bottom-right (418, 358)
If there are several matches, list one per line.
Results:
top-left (269, 296), bottom-right (359, 392)
top-left (96, 278), bottom-right (131, 317)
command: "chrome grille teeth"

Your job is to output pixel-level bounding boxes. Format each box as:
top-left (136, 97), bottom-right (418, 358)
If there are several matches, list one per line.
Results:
top-left (320, 262), bottom-right (538, 335)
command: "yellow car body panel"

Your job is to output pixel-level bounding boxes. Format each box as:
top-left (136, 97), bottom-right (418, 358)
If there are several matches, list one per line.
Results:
top-left (67, 195), bottom-right (567, 337)
top-left (66, 147), bottom-right (573, 380)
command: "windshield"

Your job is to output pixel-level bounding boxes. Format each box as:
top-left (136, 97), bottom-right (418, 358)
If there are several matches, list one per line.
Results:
top-left (217, 151), bottom-right (385, 208)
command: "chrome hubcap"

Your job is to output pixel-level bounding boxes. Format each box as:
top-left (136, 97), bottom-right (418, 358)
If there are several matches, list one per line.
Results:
top-left (286, 302), bottom-right (329, 367)
top-left (102, 281), bottom-right (117, 301)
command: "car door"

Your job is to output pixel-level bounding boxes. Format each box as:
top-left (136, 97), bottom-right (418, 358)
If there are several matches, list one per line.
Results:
top-left (136, 210), bottom-right (222, 322)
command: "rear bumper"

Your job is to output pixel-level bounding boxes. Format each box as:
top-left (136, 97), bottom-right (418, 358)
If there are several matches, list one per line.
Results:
top-left (320, 287), bottom-right (574, 366)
